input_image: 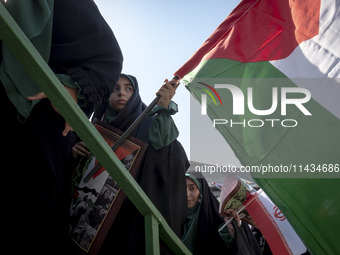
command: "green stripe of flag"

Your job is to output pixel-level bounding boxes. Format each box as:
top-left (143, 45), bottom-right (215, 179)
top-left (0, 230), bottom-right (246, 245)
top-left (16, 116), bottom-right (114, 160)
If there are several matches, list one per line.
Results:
top-left (184, 58), bottom-right (340, 254)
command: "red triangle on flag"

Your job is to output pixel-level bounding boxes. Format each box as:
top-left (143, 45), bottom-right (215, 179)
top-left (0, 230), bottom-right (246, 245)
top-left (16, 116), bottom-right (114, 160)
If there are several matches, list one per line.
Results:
top-left (92, 145), bottom-right (134, 179)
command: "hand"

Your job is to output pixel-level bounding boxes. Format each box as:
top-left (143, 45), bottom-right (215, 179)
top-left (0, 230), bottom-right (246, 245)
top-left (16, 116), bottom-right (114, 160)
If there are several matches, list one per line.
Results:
top-left (156, 78), bottom-right (180, 108)
top-left (72, 142), bottom-right (91, 158)
top-left (27, 86), bottom-right (78, 136)
top-left (224, 209), bottom-right (242, 238)
top-left (225, 209), bottom-right (241, 226)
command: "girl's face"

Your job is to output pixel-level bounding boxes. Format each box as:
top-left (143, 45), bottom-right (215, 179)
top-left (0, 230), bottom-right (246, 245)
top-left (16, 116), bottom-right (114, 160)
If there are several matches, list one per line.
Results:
top-left (186, 177), bottom-right (200, 208)
top-left (109, 76), bottom-right (134, 111)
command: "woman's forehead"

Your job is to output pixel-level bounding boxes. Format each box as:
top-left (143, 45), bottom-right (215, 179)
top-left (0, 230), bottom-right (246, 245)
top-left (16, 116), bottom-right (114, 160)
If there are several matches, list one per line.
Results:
top-left (117, 77), bottom-right (133, 86)
top-left (186, 178), bottom-right (197, 187)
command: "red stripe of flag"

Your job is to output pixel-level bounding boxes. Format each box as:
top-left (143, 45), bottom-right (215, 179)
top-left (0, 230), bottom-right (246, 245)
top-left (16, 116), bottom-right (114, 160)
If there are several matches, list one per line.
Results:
top-left (245, 195), bottom-right (293, 255)
top-left (174, 0), bottom-right (320, 78)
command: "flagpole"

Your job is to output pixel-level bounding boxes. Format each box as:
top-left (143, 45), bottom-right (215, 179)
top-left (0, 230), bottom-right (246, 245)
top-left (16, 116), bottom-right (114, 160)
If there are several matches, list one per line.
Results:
top-left (218, 189), bottom-right (263, 232)
top-left (83, 76), bottom-right (180, 183)
top-left (210, 182), bottom-right (222, 190)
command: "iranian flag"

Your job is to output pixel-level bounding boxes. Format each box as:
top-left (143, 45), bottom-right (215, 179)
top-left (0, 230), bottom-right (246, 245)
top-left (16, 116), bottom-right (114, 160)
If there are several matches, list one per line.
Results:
top-left (245, 191), bottom-right (307, 255)
top-left (175, 0), bottom-right (340, 254)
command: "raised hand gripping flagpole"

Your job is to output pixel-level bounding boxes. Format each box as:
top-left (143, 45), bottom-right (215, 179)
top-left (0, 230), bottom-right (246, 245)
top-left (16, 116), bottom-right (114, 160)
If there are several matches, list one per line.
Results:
top-left (83, 76), bottom-right (180, 183)
top-left (218, 189), bottom-right (263, 232)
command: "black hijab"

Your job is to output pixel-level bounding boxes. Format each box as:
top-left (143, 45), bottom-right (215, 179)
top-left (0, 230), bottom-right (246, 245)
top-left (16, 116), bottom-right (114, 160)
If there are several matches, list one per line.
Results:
top-left (49, 0), bottom-right (123, 118)
top-left (99, 74), bottom-right (189, 254)
top-left (186, 170), bottom-right (262, 255)
top-left (185, 169), bottom-right (230, 254)
top-left (106, 74), bottom-right (154, 143)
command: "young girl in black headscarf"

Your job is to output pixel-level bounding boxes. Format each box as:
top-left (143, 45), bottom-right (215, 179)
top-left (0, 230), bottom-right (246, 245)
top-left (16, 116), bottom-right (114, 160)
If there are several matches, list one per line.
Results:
top-left (72, 74), bottom-right (189, 254)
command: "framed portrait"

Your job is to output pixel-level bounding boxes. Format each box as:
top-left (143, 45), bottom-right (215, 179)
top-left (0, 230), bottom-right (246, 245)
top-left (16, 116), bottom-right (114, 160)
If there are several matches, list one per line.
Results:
top-left (69, 120), bottom-right (148, 254)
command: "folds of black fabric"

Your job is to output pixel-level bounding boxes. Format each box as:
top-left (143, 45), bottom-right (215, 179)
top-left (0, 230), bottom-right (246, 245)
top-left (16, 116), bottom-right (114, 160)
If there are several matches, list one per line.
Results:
top-left (99, 139), bottom-right (189, 255)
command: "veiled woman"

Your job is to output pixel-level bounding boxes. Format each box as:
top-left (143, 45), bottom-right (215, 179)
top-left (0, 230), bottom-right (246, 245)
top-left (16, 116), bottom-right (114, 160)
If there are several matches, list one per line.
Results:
top-left (73, 74), bottom-right (189, 254)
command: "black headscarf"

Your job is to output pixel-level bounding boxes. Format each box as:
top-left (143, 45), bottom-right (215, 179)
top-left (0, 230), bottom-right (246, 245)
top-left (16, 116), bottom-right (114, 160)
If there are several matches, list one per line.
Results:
top-left (185, 169), bottom-right (231, 254)
top-left (49, 0), bottom-right (123, 118)
top-left (186, 170), bottom-right (262, 255)
top-left (106, 74), bottom-right (154, 143)
top-left (99, 74), bottom-right (189, 255)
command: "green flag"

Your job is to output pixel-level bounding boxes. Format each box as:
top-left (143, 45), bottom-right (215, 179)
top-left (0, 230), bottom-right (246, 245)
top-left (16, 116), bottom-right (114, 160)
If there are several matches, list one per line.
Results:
top-left (175, 0), bottom-right (340, 254)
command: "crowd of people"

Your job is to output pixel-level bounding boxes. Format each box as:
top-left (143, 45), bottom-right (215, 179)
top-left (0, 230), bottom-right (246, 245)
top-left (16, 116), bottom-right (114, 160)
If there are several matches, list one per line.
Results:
top-left (1, 1), bottom-right (267, 254)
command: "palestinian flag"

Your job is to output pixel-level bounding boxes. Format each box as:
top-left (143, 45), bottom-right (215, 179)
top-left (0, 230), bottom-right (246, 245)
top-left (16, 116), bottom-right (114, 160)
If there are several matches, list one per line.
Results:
top-left (175, 0), bottom-right (340, 254)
